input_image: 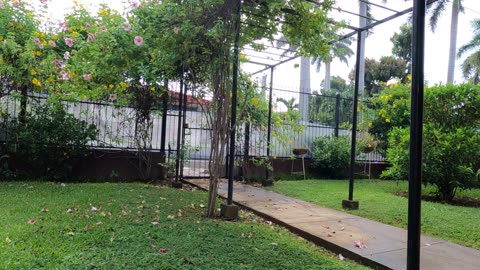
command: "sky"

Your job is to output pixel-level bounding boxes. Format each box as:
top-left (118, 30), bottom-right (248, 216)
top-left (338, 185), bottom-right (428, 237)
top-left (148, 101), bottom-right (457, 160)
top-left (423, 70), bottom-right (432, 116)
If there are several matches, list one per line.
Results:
top-left (36, 0), bottom-right (480, 90)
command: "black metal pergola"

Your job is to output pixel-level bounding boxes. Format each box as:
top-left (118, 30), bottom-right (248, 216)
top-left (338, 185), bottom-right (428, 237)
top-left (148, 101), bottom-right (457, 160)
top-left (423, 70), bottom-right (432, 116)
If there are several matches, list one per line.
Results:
top-left (224, 1), bottom-right (433, 269)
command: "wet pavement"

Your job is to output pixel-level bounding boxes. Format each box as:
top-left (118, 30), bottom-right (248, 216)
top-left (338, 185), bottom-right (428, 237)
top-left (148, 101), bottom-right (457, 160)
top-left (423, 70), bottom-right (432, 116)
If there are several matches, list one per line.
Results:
top-left (185, 179), bottom-right (480, 270)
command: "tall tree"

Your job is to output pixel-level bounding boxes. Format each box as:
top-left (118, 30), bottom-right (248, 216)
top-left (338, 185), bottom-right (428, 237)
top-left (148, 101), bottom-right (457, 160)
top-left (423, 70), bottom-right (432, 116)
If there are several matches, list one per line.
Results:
top-left (428, 0), bottom-right (464, 83)
top-left (457, 19), bottom-right (480, 84)
top-left (349, 56), bottom-right (407, 96)
top-left (311, 38), bottom-right (353, 92)
top-left (276, 37), bottom-right (310, 121)
top-left (391, 23), bottom-right (413, 73)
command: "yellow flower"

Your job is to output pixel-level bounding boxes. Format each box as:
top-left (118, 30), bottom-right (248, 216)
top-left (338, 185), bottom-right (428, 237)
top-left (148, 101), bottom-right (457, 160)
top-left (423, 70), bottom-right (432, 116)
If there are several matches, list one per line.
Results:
top-left (32, 78), bottom-right (42, 87)
top-left (72, 31), bottom-right (79, 37)
top-left (35, 51), bottom-right (42, 56)
top-left (357, 107), bottom-right (361, 112)
top-left (0, 36), bottom-right (3, 42)
top-left (109, 84), bottom-right (114, 89)
top-left (40, 33), bottom-right (46, 38)
top-left (368, 122), bottom-right (372, 128)
top-left (30, 70), bottom-right (36, 76)
top-left (251, 97), bottom-right (259, 105)
top-left (385, 118), bottom-right (391, 123)
top-left (34, 32), bottom-right (40, 37)
top-left (98, 9), bottom-right (109, 16)
top-left (52, 34), bottom-right (58, 39)
top-left (407, 74), bottom-right (412, 81)
top-left (119, 82), bottom-right (127, 88)
top-left (47, 77), bottom-right (54, 83)
top-left (42, 40), bottom-right (47, 46)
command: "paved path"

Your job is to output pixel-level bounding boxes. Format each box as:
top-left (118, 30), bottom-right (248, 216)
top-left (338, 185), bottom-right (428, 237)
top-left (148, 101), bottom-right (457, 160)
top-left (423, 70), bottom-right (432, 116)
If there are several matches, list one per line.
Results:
top-left (185, 179), bottom-right (480, 270)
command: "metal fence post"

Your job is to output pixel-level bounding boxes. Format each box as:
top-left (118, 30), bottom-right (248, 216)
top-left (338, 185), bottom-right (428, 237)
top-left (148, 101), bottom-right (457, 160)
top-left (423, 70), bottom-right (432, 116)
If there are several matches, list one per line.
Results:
top-left (334, 92), bottom-right (340, 137)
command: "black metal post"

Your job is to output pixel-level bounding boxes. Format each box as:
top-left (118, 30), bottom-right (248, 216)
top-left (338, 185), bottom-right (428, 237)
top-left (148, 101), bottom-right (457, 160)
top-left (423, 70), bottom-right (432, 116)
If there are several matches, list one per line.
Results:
top-left (227, 1), bottom-right (242, 206)
top-left (180, 84), bottom-right (188, 179)
top-left (334, 93), bottom-right (340, 137)
top-left (160, 82), bottom-right (168, 163)
top-left (244, 123), bottom-right (250, 158)
top-left (174, 79), bottom-right (184, 184)
top-left (342, 30), bottom-right (362, 210)
top-left (263, 66), bottom-right (274, 186)
top-left (407, 0), bottom-right (426, 269)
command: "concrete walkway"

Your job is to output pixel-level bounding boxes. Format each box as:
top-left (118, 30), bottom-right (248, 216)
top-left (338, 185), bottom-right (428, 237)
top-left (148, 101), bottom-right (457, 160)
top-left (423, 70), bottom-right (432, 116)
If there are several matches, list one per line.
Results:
top-left (185, 179), bottom-right (480, 270)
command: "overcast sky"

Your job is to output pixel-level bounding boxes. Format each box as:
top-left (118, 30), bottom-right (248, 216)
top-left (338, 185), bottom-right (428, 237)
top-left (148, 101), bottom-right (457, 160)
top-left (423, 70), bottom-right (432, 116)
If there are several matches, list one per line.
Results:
top-left (39, 0), bottom-right (480, 89)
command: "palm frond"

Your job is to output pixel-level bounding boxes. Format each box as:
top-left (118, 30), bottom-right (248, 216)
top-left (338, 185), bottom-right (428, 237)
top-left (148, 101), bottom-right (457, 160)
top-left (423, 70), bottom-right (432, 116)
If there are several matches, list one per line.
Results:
top-left (428, 0), bottom-right (448, 31)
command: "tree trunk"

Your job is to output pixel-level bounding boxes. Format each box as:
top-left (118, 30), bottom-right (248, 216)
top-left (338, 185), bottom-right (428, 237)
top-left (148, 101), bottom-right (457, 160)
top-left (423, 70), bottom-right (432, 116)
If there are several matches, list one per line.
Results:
top-left (324, 60), bottom-right (331, 91)
top-left (358, 1), bottom-right (367, 97)
top-left (299, 56), bottom-right (311, 121)
top-left (447, 2), bottom-right (460, 84)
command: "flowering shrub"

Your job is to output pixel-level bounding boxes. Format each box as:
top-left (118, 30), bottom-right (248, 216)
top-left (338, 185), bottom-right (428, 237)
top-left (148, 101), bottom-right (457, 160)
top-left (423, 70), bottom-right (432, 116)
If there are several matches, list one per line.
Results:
top-left (379, 84), bottom-right (480, 201)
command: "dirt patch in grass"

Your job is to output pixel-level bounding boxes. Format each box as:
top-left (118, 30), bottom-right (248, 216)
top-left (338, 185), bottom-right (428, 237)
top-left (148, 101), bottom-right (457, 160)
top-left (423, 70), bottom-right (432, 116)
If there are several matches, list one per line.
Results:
top-left (393, 192), bottom-right (480, 208)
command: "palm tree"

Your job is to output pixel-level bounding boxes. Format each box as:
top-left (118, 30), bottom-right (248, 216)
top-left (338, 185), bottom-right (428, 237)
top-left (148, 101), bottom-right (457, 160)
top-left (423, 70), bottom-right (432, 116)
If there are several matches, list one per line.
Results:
top-left (428, 0), bottom-right (464, 83)
top-left (311, 38), bottom-right (354, 92)
top-left (276, 37), bottom-right (310, 121)
top-left (457, 19), bottom-right (480, 84)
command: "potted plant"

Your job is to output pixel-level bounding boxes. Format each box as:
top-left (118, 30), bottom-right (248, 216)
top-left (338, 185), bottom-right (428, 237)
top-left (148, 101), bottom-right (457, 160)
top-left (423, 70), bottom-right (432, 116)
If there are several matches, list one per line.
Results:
top-left (356, 131), bottom-right (378, 153)
top-left (292, 147), bottom-right (309, 156)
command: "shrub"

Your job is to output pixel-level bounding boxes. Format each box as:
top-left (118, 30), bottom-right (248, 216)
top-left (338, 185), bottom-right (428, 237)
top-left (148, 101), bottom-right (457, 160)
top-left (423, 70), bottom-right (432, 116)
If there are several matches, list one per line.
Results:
top-left (311, 135), bottom-right (350, 178)
top-left (9, 102), bottom-right (98, 179)
top-left (383, 124), bottom-right (480, 201)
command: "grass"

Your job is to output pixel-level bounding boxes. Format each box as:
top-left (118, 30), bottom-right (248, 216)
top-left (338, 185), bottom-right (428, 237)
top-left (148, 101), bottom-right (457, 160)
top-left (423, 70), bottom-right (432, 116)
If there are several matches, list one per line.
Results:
top-left (0, 182), bottom-right (369, 270)
top-left (265, 179), bottom-right (480, 250)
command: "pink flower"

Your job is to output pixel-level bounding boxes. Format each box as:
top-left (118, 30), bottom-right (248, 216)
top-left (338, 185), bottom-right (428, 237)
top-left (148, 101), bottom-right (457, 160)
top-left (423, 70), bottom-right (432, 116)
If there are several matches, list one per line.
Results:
top-left (83, 74), bottom-right (92, 81)
top-left (109, 94), bottom-right (117, 101)
top-left (64, 38), bottom-right (73, 48)
top-left (49, 40), bottom-right (56, 47)
top-left (60, 70), bottom-right (69, 81)
top-left (63, 51), bottom-right (70, 60)
top-left (101, 26), bottom-right (107, 32)
top-left (0, 2), bottom-right (5, 9)
top-left (87, 33), bottom-right (95, 42)
top-left (40, 0), bottom-right (48, 3)
top-left (131, 2), bottom-right (140, 9)
top-left (38, 43), bottom-right (44, 49)
top-left (85, 22), bottom-right (91, 28)
top-left (34, 38), bottom-right (41, 45)
top-left (12, 0), bottom-right (19, 6)
top-left (134, 36), bottom-right (143, 46)
top-left (53, 59), bottom-right (65, 69)
top-left (59, 22), bottom-right (69, 31)
top-left (123, 23), bottom-right (131, 31)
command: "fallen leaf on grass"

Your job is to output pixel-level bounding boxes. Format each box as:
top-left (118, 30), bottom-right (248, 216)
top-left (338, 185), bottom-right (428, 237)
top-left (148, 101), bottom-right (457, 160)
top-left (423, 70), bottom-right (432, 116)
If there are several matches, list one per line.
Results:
top-left (5, 237), bottom-right (11, 243)
top-left (41, 207), bottom-right (48, 212)
top-left (91, 207), bottom-right (98, 212)
top-left (353, 240), bottom-right (367, 249)
top-left (83, 224), bottom-right (89, 232)
top-left (158, 248), bottom-right (166, 254)
top-left (151, 221), bottom-right (159, 226)
top-left (199, 204), bottom-right (205, 208)
top-left (66, 208), bottom-right (72, 213)
top-left (96, 221), bottom-right (103, 225)
top-left (271, 242), bottom-right (278, 246)
top-left (339, 254), bottom-right (345, 261)
top-left (167, 215), bottom-right (175, 219)
top-left (67, 232), bottom-right (75, 236)
top-left (27, 219), bottom-right (36, 225)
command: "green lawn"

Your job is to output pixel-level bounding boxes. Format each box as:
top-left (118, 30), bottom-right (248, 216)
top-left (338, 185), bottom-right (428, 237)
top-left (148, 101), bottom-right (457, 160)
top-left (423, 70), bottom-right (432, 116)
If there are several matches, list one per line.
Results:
top-left (265, 179), bottom-right (480, 250)
top-left (0, 182), bottom-right (368, 270)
